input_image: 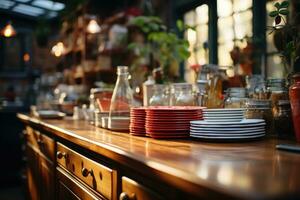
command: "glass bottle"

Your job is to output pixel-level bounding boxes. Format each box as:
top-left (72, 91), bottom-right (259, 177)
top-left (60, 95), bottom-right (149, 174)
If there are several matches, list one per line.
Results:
top-left (224, 87), bottom-right (247, 108)
top-left (108, 66), bottom-right (133, 130)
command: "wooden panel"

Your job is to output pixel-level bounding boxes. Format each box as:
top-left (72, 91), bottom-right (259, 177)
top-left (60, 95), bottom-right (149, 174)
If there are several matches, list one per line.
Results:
top-left (57, 167), bottom-right (102, 200)
top-left (57, 142), bottom-right (116, 200)
top-left (121, 176), bottom-right (164, 200)
top-left (39, 133), bottom-right (55, 161)
top-left (26, 144), bottom-right (39, 200)
top-left (25, 126), bottom-right (39, 149)
top-left (39, 156), bottom-right (55, 200)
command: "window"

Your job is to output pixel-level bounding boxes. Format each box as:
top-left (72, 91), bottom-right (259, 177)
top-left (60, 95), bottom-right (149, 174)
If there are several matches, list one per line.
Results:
top-left (266, 0), bottom-right (287, 78)
top-left (184, 4), bottom-right (209, 82)
top-left (217, 0), bottom-right (253, 66)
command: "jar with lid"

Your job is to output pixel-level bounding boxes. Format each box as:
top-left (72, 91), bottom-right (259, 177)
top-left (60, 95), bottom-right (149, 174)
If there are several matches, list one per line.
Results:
top-left (149, 84), bottom-right (169, 106)
top-left (244, 99), bottom-right (273, 135)
top-left (224, 87), bottom-right (248, 108)
top-left (274, 100), bottom-right (294, 138)
top-left (173, 83), bottom-right (195, 106)
top-left (253, 81), bottom-right (269, 99)
top-left (267, 78), bottom-right (289, 117)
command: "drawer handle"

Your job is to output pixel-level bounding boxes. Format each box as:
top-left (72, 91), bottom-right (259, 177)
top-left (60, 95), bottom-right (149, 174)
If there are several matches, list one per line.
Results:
top-left (119, 192), bottom-right (130, 200)
top-left (81, 167), bottom-right (93, 177)
top-left (56, 151), bottom-right (66, 159)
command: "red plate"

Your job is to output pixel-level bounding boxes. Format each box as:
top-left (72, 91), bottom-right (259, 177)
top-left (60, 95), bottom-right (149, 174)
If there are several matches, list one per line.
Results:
top-left (147, 131), bottom-right (189, 135)
top-left (146, 106), bottom-right (205, 110)
top-left (146, 111), bottom-right (202, 115)
top-left (146, 127), bottom-right (189, 131)
top-left (146, 117), bottom-right (202, 121)
top-left (146, 112), bottom-right (201, 116)
top-left (148, 134), bottom-right (188, 139)
top-left (145, 123), bottom-right (190, 128)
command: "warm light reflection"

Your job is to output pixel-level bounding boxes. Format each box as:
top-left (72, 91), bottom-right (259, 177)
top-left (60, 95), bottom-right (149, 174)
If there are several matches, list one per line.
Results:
top-left (197, 164), bottom-right (209, 179)
top-left (51, 42), bottom-right (65, 57)
top-left (2, 23), bottom-right (17, 37)
top-left (87, 19), bottom-right (101, 34)
top-left (187, 28), bottom-right (197, 44)
top-left (217, 164), bottom-right (233, 185)
top-left (23, 53), bottom-right (30, 62)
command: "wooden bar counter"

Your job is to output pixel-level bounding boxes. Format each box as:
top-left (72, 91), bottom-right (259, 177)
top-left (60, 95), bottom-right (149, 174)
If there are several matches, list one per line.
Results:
top-left (17, 113), bottom-right (300, 200)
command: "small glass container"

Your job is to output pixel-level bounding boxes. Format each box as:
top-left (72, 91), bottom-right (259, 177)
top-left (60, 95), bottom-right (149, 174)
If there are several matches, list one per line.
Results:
top-left (224, 87), bottom-right (247, 108)
top-left (267, 78), bottom-right (289, 117)
top-left (170, 83), bottom-right (193, 106)
top-left (274, 100), bottom-right (294, 138)
top-left (244, 99), bottom-right (273, 135)
top-left (253, 81), bottom-right (269, 99)
top-left (174, 83), bottom-right (195, 106)
top-left (149, 84), bottom-right (169, 106)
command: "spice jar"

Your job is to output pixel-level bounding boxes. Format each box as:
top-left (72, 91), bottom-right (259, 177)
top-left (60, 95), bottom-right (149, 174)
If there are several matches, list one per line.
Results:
top-left (267, 78), bottom-right (289, 117)
top-left (224, 87), bottom-right (248, 108)
top-left (274, 100), bottom-right (294, 138)
top-left (244, 99), bottom-right (273, 135)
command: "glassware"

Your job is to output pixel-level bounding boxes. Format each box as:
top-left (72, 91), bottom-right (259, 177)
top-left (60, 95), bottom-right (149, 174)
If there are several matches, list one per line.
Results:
top-left (244, 99), bottom-right (273, 135)
top-left (246, 75), bottom-right (264, 98)
top-left (253, 81), bottom-right (269, 99)
top-left (108, 66), bottom-right (133, 130)
top-left (267, 78), bottom-right (289, 117)
top-left (289, 73), bottom-right (300, 141)
top-left (142, 76), bottom-right (155, 106)
top-left (224, 87), bottom-right (247, 108)
top-left (174, 83), bottom-right (195, 106)
top-left (274, 100), bottom-right (294, 138)
top-left (149, 84), bottom-right (169, 106)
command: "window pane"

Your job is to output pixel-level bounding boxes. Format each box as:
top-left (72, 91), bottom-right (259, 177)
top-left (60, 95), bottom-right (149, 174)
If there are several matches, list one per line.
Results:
top-left (218, 17), bottom-right (234, 43)
top-left (233, 0), bottom-right (252, 12)
top-left (267, 54), bottom-right (285, 78)
top-left (218, 42), bottom-right (234, 66)
top-left (196, 24), bottom-right (208, 44)
top-left (196, 4), bottom-right (209, 24)
top-left (233, 10), bottom-right (253, 39)
top-left (184, 10), bottom-right (196, 26)
top-left (217, 0), bottom-right (233, 17)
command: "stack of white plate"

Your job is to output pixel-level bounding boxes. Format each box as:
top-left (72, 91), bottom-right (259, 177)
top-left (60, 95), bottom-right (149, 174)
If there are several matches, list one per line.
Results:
top-left (190, 119), bottom-right (266, 141)
top-left (108, 117), bottom-right (130, 131)
top-left (202, 108), bottom-right (244, 122)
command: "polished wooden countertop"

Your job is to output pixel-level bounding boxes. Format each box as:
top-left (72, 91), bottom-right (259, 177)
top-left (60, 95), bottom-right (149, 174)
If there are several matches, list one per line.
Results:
top-left (17, 113), bottom-right (300, 200)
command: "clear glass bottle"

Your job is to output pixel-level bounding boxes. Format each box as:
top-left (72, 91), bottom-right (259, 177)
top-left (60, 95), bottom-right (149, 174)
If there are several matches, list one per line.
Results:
top-left (108, 66), bottom-right (133, 130)
top-left (274, 100), bottom-right (294, 138)
top-left (149, 84), bottom-right (168, 106)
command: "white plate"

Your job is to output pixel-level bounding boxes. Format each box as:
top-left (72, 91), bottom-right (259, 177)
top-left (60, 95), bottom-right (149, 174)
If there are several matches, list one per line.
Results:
top-left (190, 131), bottom-right (265, 136)
top-left (191, 119), bottom-right (265, 125)
top-left (203, 108), bottom-right (245, 112)
top-left (190, 128), bottom-right (265, 133)
top-left (203, 115), bottom-right (244, 119)
top-left (190, 134), bottom-right (265, 140)
top-left (203, 119), bottom-right (243, 122)
top-left (190, 126), bottom-right (265, 131)
top-left (36, 110), bottom-right (66, 119)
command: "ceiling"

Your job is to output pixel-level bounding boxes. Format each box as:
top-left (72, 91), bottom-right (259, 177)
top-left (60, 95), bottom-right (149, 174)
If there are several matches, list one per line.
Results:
top-left (0, 0), bottom-right (65, 19)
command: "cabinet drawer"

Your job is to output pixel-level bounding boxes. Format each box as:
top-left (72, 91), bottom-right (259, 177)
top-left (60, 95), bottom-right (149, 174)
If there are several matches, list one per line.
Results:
top-left (120, 177), bottom-right (164, 200)
top-left (57, 142), bottom-right (116, 200)
top-left (39, 133), bottom-right (55, 161)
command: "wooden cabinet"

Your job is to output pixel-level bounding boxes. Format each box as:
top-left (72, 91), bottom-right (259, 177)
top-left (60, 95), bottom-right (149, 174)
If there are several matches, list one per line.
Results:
top-left (24, 126), bottom-right (55, 200)
top-left (57, 167), bottom-right (101, 200)
top-left (120, 177), bottom-right (164, 200)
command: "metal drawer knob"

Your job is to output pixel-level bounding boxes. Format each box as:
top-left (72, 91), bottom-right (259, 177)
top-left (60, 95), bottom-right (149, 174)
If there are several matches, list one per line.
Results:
top-left (81, 167), bottom-right (93, 177)
top-left (119, 192), bottom-right (130, 200)
top-left (56, 151), bottom-right (66, 159)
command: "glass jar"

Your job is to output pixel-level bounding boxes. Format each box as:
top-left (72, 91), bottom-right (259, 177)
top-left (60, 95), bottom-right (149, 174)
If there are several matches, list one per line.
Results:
top-left (173, 83), bottom-right (195, 106)
top-left (224, 87), bottom-right (247, 108)
top-left (108, 66), bottom-right (133, 130)
top-left (244, 99), bottom-right (273, 135)
top-left (274, 100), bottom-right (294, 138)
top-left (149, 84), bottom-right (169, 106)
top-left (267, 78), bottom-right (289, 117)
top-left (170, 83), bottom-right (192, 106)
top-left (253, 81), bottom-right (269, 99)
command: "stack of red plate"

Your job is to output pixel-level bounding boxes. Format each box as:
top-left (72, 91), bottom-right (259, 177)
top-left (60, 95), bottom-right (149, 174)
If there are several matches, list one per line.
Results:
top-left (145, 106), bottom-right (204, 139)
top-left (130, 107), bottom-right (146, 136)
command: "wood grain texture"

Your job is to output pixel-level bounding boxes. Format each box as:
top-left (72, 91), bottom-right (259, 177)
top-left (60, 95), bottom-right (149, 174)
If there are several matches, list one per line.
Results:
top-left (18, 113), bottom-right (300, 200)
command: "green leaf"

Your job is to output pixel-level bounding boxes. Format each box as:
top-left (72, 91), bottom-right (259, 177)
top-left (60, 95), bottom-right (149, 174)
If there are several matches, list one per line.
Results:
top-left (269, 10), bottom-right (279, 17)
top-left (279, 9), bottom-right (289, 15)
top-left (274, 2), bottom-right (281, 9)
top-left (176, 20), bottom-right (184, 32)
top-left (280, 1), bottom-right (289, 8)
